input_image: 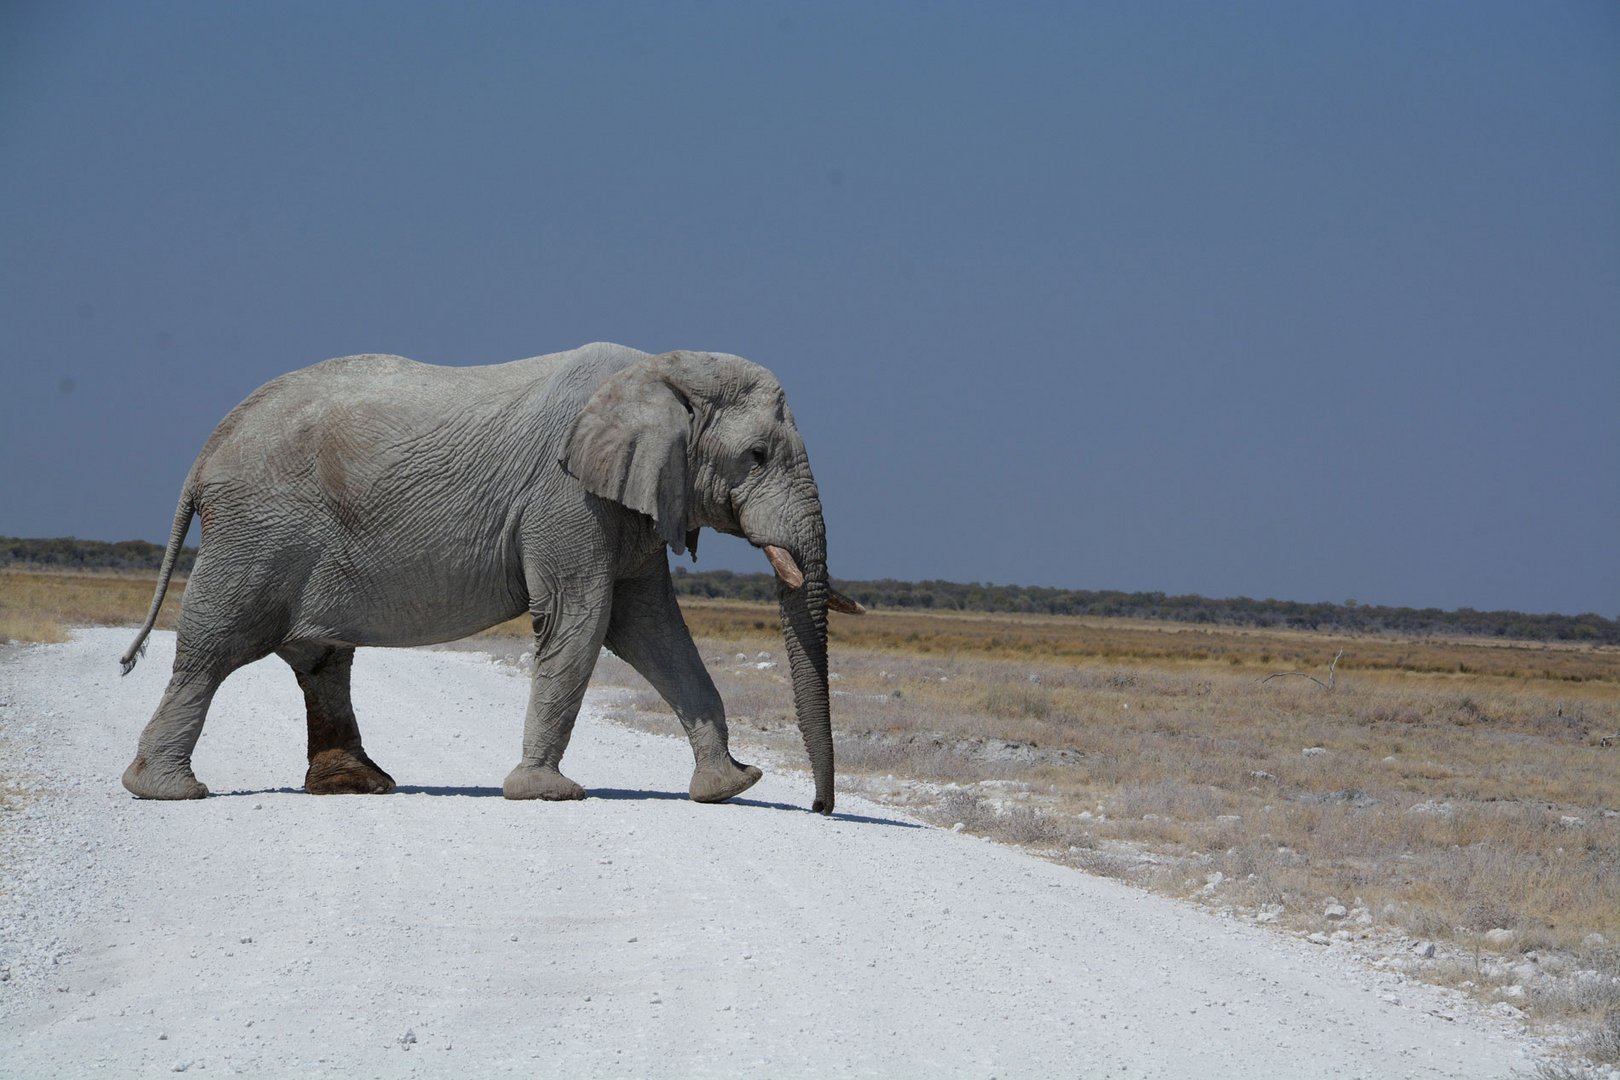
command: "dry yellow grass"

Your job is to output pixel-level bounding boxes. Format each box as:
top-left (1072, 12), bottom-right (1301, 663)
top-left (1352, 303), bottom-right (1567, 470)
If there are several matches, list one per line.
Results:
top-left (0, 568), bottom-right (186, 646)
top-left (675, 599), bottom-right (1620, 682)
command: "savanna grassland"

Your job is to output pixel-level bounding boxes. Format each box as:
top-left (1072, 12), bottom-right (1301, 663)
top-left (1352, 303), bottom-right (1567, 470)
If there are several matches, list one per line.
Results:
top-left (5, 569), bottom-right (1618, 1062)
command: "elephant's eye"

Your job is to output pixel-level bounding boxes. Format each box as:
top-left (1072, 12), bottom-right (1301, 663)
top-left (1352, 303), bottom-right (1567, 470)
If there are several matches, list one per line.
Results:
top-left (749, 447), bottom-right (767, 469)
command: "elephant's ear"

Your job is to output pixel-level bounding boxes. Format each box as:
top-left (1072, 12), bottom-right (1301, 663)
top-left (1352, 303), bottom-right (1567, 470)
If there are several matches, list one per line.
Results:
top-left (563, 362), bottom-right (695, 555)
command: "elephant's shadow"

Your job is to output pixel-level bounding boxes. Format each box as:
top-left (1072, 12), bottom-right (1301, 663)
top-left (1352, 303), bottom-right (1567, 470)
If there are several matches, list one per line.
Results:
top-left (210, 784), bottom-right (921, 827)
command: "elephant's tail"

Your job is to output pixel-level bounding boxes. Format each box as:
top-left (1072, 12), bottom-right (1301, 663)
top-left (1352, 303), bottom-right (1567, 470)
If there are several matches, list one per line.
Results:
top-left (119, 490), bottom-right (195, 675)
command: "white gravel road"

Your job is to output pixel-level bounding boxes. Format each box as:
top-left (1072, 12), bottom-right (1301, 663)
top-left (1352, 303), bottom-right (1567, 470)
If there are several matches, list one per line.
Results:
top-left (1, 629), bottom-right (1548, 1078)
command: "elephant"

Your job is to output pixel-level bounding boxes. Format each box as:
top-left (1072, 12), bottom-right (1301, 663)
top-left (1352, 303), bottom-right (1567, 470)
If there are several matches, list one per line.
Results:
top-left (119, 341), bottom-right (862, 813)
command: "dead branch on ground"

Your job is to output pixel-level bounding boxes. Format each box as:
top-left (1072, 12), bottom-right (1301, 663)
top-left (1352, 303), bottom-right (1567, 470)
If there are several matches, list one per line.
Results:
top-left (1262, 648), bottom-right (1344, 691)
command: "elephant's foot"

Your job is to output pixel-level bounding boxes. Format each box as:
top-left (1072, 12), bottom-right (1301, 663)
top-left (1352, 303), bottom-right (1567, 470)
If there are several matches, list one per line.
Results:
top-left (305, 748), bottom-right (396, 795)
top-left (689, 758), bottom-right (763, 803)
top-left (122, 756), bottom-right (209, 800)
top-left (503, 764), bottom-right (586, 801)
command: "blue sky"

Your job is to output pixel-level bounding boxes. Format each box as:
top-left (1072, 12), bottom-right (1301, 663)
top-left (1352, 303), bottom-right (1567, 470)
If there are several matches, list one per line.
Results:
top-left (3, 1), bottom-right (1616, 616)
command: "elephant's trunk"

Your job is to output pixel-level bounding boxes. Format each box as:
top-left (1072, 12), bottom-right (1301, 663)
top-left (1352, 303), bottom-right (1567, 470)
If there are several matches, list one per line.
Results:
top-left (767, 540), bottom-right (835, 815)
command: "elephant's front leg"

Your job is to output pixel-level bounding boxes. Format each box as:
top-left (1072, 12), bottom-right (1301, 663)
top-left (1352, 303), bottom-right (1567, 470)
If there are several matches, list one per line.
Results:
top-left (502, 593), bottom-right (613, 801)
top-left (606, 570), bottom-right (762, 803)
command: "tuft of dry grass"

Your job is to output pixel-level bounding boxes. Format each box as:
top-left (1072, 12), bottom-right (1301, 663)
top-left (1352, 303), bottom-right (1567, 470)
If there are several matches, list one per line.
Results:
top-left (0, 611), bottom-right (71, 646)
top-left (1585, 1008), bottom-right (1620, 1065)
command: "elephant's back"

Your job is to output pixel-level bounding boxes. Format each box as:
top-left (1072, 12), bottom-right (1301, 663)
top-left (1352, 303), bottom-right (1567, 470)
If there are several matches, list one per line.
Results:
top-left (189, 346), bottom-right (628, 471)
top-left (193, 354), bottom-right (456, 465)
top-left (218, 353), bottom-right (493, 425)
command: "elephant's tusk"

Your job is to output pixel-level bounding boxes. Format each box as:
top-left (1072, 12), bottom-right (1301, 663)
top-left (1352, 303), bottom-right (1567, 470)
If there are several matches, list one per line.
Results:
top-left (828, 588), bottom-right (865, 615)
top-left (763, 545), bottom-right (805, 589)
top-left (763, 546), bottom-right (863, 613)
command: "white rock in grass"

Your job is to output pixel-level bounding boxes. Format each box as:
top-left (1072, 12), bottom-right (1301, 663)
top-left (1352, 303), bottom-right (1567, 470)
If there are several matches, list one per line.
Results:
top-left (1406, 800), bottom-right (1454, 817)
top-left (1324, 904), bottom-right (1348, 921)
top-left (1484, 928), bottom-right (1515, 947)
top-left (1302, 746), bottom-right (1328, 757)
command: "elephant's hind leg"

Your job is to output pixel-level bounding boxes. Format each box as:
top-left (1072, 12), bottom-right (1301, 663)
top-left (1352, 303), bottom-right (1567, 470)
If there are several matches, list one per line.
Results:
top-left (123, 651), bottom-right (229, 799)
top-left (280, 644), bottom-right (395, 795)
top-left (125, 551), bottom-right (291, 799)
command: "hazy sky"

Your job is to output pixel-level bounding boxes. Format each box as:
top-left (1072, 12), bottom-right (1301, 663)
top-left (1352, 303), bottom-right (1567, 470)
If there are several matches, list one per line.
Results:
top-left (3, 1), bottom-right (1616, 616)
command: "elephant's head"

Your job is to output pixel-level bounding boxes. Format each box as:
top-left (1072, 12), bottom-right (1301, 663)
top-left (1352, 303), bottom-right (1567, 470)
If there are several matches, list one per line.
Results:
top-left (563, 351), bottom-right (860, 814)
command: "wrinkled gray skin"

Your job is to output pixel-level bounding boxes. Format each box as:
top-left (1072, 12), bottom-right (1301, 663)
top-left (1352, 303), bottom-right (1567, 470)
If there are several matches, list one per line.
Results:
top-left (120, 343), bottom-right (840, 813)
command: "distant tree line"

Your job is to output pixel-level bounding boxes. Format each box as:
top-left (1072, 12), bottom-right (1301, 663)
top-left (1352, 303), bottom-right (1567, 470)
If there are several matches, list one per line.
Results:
top-left (669, 568), bottom-right (1619, 645)
top-left (2, 536), bottom-right (197, 574)
top-left (4, 537), bottom-right (1613, 644)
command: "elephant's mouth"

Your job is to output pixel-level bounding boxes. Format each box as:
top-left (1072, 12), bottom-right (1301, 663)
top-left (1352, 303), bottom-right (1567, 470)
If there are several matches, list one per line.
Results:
top-left (761, 545), bottom-right (865, 615)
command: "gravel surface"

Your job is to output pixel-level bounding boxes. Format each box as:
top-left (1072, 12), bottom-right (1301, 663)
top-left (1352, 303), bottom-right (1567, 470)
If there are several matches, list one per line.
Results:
top-left (1, 629), bottom-right (1549, 1078)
